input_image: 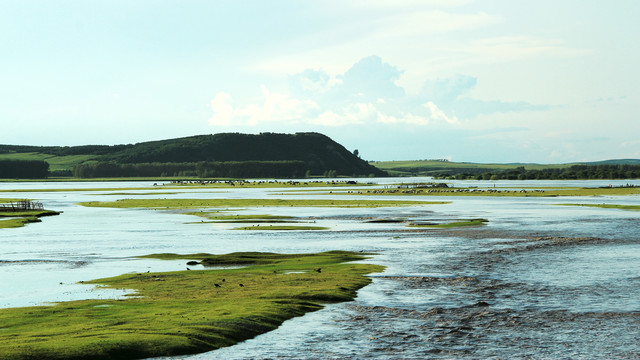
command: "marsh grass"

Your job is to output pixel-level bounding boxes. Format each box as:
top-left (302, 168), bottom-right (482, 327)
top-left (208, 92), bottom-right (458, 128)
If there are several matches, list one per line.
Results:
top-left (0, 251), bottom-right (383, 360)
top-left (0, 209), bottom-right (60, 229)
top-left (0, 217), bottom-right (41, 229)
top-left (557, 203), bottom-right (640, 211)
top-left (79, 198), bottom-right (449, 209)
top-left (185, 213), bottom-right (296, 221)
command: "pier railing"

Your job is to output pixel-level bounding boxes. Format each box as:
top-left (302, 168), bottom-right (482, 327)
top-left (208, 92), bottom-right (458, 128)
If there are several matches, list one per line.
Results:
top-left (0, 200), bottom-right (44, 212)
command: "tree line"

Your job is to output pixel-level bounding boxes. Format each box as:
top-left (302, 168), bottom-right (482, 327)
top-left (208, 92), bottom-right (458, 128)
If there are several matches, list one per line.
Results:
top-left (0, 160), bottom-right (49, 179)
top-left (73, 161), bottom-right (308, 178)
top-left (441, 164), bottom-right (640, 180)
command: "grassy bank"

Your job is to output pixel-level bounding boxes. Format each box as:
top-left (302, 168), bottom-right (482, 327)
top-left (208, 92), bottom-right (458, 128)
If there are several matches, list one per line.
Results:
top-left (557, 203), bottom-right (640, 211)
top-left (0, 216), bottom-right (41, 229)
top-left (0, 199), bottom-right (61, 229)
top-left (78, 198), bottom-right (450, 209)
top-left (0, 251), bottom-right (383, 360)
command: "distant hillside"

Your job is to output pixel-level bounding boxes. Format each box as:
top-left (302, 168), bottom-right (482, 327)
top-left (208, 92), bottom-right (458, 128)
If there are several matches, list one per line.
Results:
top-left (372, 159), bottom-right (640, 180)
top-left (576, 159), bottom-right (640, 165)
top-left (0, 133), bottom-right (386, 178)
top-left (370, 160), bottom-right (563, 177)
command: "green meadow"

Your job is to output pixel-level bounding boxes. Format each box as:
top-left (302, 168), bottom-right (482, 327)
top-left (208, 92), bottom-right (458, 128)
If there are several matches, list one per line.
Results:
top-left (0, 251), bottom-right (384, 360)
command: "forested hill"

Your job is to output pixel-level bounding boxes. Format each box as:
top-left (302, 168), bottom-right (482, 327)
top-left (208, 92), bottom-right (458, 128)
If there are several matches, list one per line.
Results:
top-left (0, 132), bottom-right (386, 178)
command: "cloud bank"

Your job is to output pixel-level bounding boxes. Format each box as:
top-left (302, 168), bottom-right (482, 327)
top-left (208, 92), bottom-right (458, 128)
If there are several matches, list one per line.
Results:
top-left (209, 55), bottom-right (548, 129)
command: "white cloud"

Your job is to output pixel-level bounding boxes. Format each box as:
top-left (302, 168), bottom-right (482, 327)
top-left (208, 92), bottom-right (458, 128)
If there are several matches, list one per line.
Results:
top-left (309, 111), bottom-right (343, 127)
top-left (209, 86), bottom-right (318, 127)
top-left (209, 92), bottom-right (234, 126)
top-left (310, 103), bottom-right (376, 127)
top-left (425, 101), bottom-right (459, 125)
top-left (211, 56), bottom-right (545, 131)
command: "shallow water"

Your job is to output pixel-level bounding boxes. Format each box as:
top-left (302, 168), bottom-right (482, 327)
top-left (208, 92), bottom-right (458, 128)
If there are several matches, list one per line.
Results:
top-left (1, 179), bottom-right (639, 359)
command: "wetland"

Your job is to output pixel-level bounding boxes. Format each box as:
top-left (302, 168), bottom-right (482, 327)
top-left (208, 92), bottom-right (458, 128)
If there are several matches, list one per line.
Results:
top-left (0, 178), bottom-right (639, 359)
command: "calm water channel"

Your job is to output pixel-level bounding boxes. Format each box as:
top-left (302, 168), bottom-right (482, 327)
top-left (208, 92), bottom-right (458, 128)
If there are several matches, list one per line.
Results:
top-left (1, 178), bottom-right (639, 359)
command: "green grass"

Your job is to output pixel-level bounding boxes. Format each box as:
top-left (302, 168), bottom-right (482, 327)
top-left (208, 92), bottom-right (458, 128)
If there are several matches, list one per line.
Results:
top-left (0, 217), bottom-right (41, 229)
top-left (0, 152), bottom-right (95, 171)
top-left (0, 209), bottom-right (60, 218)
top-left (231, 225), bottom-right (329, 231)
top-left (0, 209), bottom-right (61, 229)
top-left (557, 203), bottom-right (640, 211)
top-left (186, 213), bottom-right (296, 221)
top-left (78, 198), bottom-right (450, 209)
top-left (0, 198), bottom-right (22, 203)
top-left (0, 251), bottom-right (384, 360)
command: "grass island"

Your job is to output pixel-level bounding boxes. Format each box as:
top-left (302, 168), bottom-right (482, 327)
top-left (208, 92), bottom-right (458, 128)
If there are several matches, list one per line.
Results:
top-left (0, 251), bottom-right (384, 360)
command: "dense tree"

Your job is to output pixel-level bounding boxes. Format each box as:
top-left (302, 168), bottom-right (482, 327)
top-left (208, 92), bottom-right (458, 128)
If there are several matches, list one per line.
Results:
top-left (0, 160), bottom-right (49, 179)
top-left (74, 161), bottom-right (308, 179)
top-left (458, 164), bottom-right (640, 181)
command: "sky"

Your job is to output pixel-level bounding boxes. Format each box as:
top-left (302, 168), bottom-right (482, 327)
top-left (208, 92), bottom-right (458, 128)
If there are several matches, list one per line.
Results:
top-left (1, 0), bottom-right (639, 163)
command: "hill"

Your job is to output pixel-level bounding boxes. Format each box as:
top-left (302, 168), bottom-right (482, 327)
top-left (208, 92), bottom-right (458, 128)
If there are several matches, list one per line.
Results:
top-left (0, 133), bottom-right (386, 179)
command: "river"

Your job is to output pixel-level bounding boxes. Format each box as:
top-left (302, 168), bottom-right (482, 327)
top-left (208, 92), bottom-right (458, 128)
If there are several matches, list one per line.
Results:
top-left (1, 178), bottom-right (639, 359)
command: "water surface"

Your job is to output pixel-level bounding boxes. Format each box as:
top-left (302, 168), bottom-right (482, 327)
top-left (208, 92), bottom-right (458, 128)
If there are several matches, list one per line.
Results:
top-left (1, 179), bottom-right (639, 359)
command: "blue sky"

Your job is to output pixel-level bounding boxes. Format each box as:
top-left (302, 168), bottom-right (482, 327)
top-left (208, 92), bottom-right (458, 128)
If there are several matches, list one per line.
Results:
top-left (1, 0), bottom-right (638, 163)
